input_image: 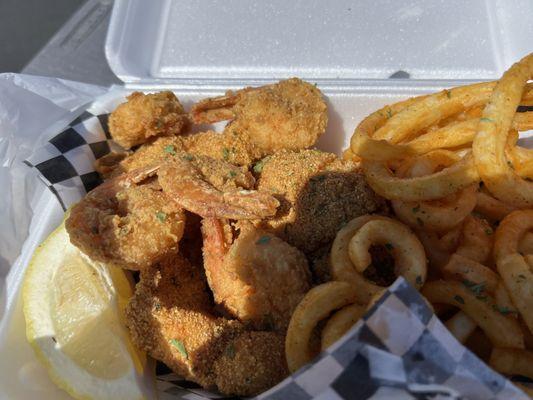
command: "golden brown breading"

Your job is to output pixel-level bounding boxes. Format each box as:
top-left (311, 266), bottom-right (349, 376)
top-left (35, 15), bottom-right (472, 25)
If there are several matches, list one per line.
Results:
top-left (191, 78), bottom-right (328, 155)
top-left (256, 149), bottom-right (386, 253)
top-left (109, 91), bottom-right (188, 149)
top-left (181, 130), bottom-right (263, 167)
top-left (157, 153), bottom-right (279, 220)
top-left (66, 167), bottom-right (185, 270)
top-left (213, 331), bottom-right (288, 396)
top-left (126, 254), bottom-right (290, 395)
top-left (110, 131), bottom-right (262, 178)
top-left (202, 219), bottom-right (311, 330)
top-left (119, 136), bottom-right (186, 173)
top-left (125, 253), bottom-right (244, 389)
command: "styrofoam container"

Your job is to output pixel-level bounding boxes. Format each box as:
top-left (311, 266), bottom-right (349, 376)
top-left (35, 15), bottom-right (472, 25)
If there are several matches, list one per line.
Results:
top-left (1, 0), bottom-right (532, 398)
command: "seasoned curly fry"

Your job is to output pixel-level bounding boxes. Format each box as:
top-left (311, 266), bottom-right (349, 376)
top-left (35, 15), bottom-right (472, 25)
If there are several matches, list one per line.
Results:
top-left (285, 281), bottom-right (358, 373)
top-left (494, 210), bottom-right (533, 333)
top-left (473, 54), bottom-right (533, 207)
top-left (347, 218), bottom-right (427, 289)
top-left (320, 304), bottom-right (366, 351)
top-left (422, 280), bottom-right (524, 349)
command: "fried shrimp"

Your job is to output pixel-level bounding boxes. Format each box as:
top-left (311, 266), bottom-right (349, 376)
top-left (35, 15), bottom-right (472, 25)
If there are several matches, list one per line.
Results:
top-left (158, 154), bottom-right (279, 220)
top-left (181, 130), bottom-right (263, 167)
top-left (191, 78), bottom-right (328, 154)
top-left (256, 149), bottom-right (386, 254)
top-left (66, 166), bottom-right (186, 270)
top-left (202, 218), bottom-right (311, 330)
top-left (125, 253), bottom-right (288, 395)
top-left (109, 91), bottom-right (188, 149)
top-left (99, 130), bottom-right (263, 179)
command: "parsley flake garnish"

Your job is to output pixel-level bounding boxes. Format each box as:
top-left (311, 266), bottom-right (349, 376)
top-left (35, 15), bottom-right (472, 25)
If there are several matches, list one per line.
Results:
top-left (156, 211), bottom-right (167, 222)
top-left (480, 117), bottom-right (494, 123)
top-left (164, 145), bottom-right (176, 155)
top-left (386, 109), bottom-right (392, 118)
top-left (222, 147), bottom-right (230, 160)
top-left (462, 279), bottom-right (486, 296)
top-left (484, 228), bottom-right (493, 235)
top-left (453, 295), bottom-right (465, 304)
top-left (415, 275), bottom-right (423, 285)
top-left (445, 90), bottom-right (452, 99)
top-left (169, 339), bottom-right (188, 359)
top-left (253, 160), bottom-right (265, 173)
top-left (492, 305), bottom-right (516, 316)
top-left (412, 205), bottom-right (421, 213)
top-left (256, 236), bottom-right (271, 245)
top-left (182, 154), bottom-right (194, 161)
top-left (385, 243), bottom-right (394, 250)
top-left (228, 170), bottom-right (237, 178)
top-left (224, 344), bottom-right (236, 359)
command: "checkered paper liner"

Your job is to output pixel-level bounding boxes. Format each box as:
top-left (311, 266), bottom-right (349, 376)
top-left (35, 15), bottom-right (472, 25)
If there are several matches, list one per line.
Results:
top-left (24, 111), bottom-right (530, 400)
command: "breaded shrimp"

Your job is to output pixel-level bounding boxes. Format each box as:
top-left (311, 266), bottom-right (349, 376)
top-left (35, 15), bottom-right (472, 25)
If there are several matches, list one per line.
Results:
top-left (109, 91), bottom-right (188, 149)
top-left (98, 130), bottom-right (263, 179)
top-left (181, 130), bottom-right (263, 167)
top-left (191, 78), bottom-right (328, 154)
top-left (65, 165), bottom-right (185, 270)
top-left (202, 218), bottom-right (311, 330)
top-left (126, 253), bottom-right (288, 395)
top-left (158, 154), bottom-right (279, 220)
top-left (256, 149), bottom-right (386, 254)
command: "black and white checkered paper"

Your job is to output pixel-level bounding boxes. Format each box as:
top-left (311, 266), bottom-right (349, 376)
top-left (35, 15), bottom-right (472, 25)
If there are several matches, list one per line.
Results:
top-left (25, 111), bottom-right (529, 400)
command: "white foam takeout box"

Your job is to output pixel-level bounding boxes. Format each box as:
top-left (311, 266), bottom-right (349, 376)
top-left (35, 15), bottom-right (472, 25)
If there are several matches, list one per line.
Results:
top-left (1, 0), bottom-right (532, 399)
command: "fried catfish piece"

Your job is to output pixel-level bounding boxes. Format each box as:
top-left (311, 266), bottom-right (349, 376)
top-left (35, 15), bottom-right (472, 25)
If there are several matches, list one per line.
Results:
top-left (214, 331), bottom-right (288, 396)
top-left (109, 91), bottom-right (188, 149)
top-left (126, 254), bottom-right (289, 395)
top-left (126, 253), bottom-right (243, 389)
top-left (256, 149), bottom-right (386, 254)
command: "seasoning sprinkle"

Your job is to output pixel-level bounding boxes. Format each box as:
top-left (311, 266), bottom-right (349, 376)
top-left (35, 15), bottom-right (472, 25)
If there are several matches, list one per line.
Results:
top-left (224, 344), bottom-right (236, 359)
top-left (164, 145), bottom-right (176, 155)
top-left (253, 160), bottom-right (264, 173)
top-left (222, 147), bottom-right (230, 160)
top-left (169, 339), bottom-right (188, 359)
top-left (156, 211), bottom-right (167, 222)
top-left (453, 295), bottom-right (465, 304)
top-left (256, 236), bottom-right (271, 245)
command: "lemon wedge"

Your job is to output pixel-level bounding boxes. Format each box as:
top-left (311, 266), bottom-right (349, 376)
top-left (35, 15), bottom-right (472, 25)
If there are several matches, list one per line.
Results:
top-left (22, 221), bottom-right (155, 400)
